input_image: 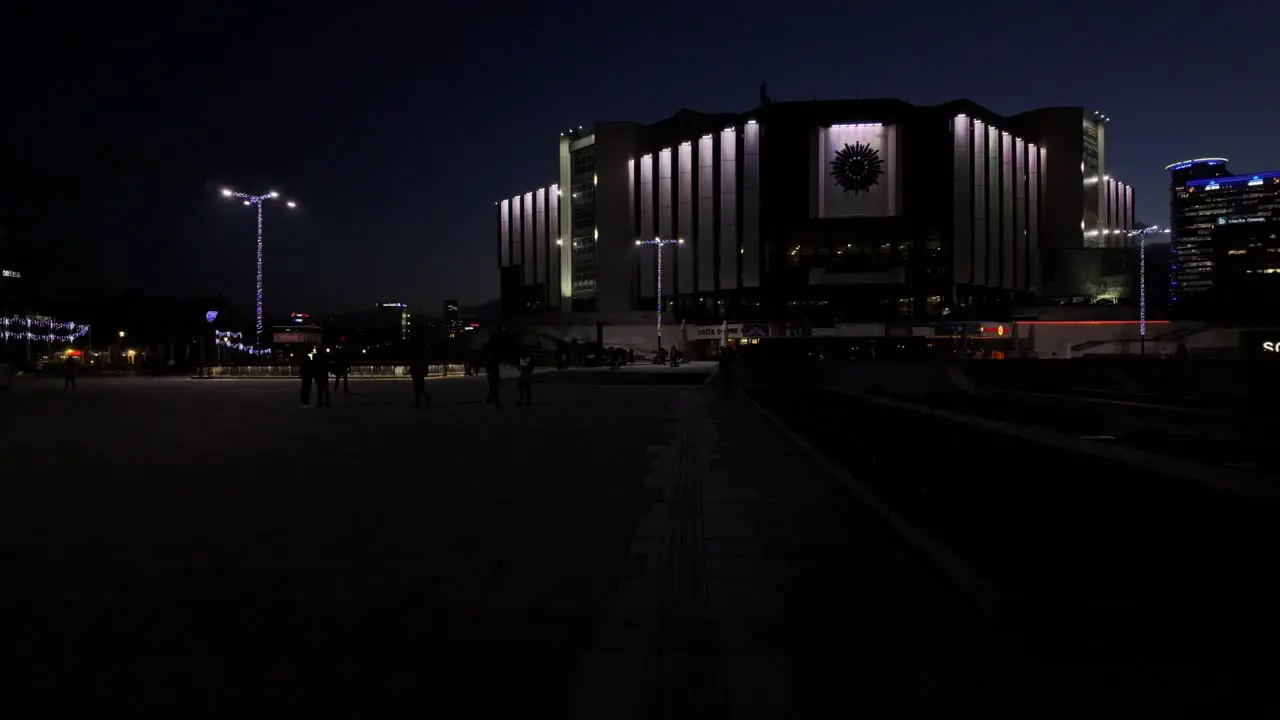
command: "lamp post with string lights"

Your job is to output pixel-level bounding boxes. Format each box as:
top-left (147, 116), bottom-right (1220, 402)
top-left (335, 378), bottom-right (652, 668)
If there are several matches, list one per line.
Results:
top-left (1126, 225), bottom-right (1170, 356)
top-left (219, 188), bottom-right (297, 346)
top-left (635, 237), bottom-right (684, 350)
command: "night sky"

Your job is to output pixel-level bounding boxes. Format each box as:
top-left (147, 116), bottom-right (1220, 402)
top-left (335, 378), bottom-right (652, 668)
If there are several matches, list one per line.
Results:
top-left (7, 2), bottom-right (1278, 317)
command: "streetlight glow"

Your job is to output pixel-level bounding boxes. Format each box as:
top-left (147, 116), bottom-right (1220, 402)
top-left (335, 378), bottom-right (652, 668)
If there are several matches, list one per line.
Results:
top-left (219, 187), bottom-right (298, 346)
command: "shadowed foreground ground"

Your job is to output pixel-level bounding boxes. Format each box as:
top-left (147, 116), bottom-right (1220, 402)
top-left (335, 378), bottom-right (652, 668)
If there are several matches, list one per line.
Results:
top-left (1, 374), bottom-right (1002, 715)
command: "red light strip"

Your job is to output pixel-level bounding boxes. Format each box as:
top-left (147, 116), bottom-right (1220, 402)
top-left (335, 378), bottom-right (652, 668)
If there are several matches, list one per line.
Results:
top-left (1016, 320), bottom-right (1169, 326)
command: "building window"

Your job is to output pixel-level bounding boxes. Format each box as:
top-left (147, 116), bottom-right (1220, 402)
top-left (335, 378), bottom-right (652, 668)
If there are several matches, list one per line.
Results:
top-left (570, 147), bottom-right (597, 299)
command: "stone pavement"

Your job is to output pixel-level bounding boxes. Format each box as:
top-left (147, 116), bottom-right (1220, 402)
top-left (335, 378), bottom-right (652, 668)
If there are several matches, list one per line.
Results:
top-left (0, 373), bottom-right (995, 715)
top-left (572, 380), bottom-right (1004, 718)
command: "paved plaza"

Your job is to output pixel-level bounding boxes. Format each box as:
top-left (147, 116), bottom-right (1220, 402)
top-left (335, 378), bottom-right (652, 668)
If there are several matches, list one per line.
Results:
top-left (1, 373), bottom-right (999, 714)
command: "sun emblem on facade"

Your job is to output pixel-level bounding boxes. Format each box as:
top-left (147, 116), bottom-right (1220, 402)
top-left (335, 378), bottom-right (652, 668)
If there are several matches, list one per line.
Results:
top-left (830, 142), bottom-right (884, 194)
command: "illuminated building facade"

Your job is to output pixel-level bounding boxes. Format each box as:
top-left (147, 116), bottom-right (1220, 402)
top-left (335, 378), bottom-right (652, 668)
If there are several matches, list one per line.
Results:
top-left (1009, 108), bottom-right (1136, 301)
top-left (376, 302), bottom-right (411, 340)
top-left (1168, 158), bottom-right (1280, 320)
top-left (442, 298), bottom-right (462, 337)
top-left (497, 97), bottom-right (1125, 324)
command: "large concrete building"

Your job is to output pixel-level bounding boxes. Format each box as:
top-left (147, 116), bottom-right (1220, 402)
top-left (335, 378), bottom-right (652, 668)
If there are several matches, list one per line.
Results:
top-left (1010, 108), bottom-right (1136, 301)
top-left (496, 95), bottom-right (1136, 339)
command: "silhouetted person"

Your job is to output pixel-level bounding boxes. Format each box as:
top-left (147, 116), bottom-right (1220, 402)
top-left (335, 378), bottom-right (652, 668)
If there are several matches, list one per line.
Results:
top-left (312, 350), bottom-right (330, 408)
top-left (628, 348), bottom-right (635, 366)
top-left (62, 356), bottom-right (76, 390)
top-left (333, 355), bottom-right (350, 394)
top-left (516, 351), bottom-right (534, 406)
top-left (409, 350), bottom-right (431, 408)
top-left (484, 343), bottom-right (502, 407)
top-left (719, 345), bottom-right (735, 398)
top-left (299, 353), bottom-right (314, 407)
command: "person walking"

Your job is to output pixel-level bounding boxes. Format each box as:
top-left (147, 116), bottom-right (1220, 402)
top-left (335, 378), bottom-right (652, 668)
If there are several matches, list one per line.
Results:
top-left (312, 349), bottom-right (331, 408)
top-left (409, 346), bottom-right (431, 408)
top-left (516, 351), bottom-right (534, 406)
top-left (63, 355), bottom-right (77, 390)
top-left (332, 353), bottom-right (350, 394)
top-left (299, 352), bottom-right (314, 407)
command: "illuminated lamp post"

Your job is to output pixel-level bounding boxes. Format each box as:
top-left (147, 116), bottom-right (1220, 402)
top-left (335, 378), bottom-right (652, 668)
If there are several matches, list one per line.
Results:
top-left (1127, 225), bottom-right (1170, 356)
top-left (219, 188), bottom-right (298, 346)
top-left (635, 237), bottom-right (683, 350)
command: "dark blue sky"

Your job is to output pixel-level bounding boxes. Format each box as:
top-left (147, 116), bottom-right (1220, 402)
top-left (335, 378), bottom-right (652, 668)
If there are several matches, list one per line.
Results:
top-left (7, 1), bottom-right (1278, 316)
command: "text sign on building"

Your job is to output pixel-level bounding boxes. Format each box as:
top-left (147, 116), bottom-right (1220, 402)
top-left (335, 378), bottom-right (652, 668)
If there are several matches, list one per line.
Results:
top-left (1, 269), bottom-right (20, 279)
top-left (1263, 342), bottom-right (1280, 352)
top-left (274, 332), bottom-right (320, 344)
top-left (694, 324), bottom-right (743, 339)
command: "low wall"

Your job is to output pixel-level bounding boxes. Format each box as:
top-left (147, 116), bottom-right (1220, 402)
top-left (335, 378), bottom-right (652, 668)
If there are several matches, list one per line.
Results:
top-left (196, 363), bottom-right (467, 379)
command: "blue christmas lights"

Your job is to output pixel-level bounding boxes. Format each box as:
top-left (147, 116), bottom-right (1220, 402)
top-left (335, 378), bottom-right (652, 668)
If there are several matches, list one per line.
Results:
top-left (0, 316), bottom-right (91, 343)
top-left (214, 329), bottom-right (270, 355)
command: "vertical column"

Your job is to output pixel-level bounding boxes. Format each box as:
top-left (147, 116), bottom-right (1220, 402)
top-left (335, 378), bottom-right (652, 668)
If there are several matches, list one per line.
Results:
top-left (628, 158), bottom-right (636, 304)
top-left (1104, 178), bottom-right (1114, 246)
top-left (678, 141), bottom-right (695, 294)
top-left (1120, 182), bottom-right (1129, 232)
top-left (972, 120), bottom-right (987, 287)
top-left (533, 188), bottom-right (545, 294)
top-left (742, 121), bottom-right (761, 287)
top-left (1014, 138), bottom-right (1028, 291)
top-left (697, 134), bottom-right (716, 292)
top-left (549, 184), bottom-right (560, 305)
top-left (499, 198), bottom-right (511, 267)
top-left (1001, 133), bottom-right (1014, 290)
top-left (511, 195), bottom-right (524, 280)
top-left (1126, 186), bottom-right (1135, 233)
top-left (639, 154), bottom-right (655, 297)
top-left (985, 125), bottom-right (999, 287)
top-left (952, 116), bottom-right (972, 285)
top-left (522, 192), bottom-right (534, 286)
top-left (658, 148), bottom-right (674, 299)
top-left (1028, 146), bottom-right (1043, 293)
top-left (719, 127), bottom-right (738, 291)
top-left (558, 138), bottom-right (573, 311)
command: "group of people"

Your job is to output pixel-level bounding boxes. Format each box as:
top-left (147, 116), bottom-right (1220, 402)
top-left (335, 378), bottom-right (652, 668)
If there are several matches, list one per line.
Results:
top-left (295, 342), bottom-right (537, 410)
top-left (297, 351), bottom-right (351, 408)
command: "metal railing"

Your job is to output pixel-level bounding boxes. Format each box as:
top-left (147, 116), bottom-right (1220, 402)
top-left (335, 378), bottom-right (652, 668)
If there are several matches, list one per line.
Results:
top-left (196, 363), bottom-right (468, 379)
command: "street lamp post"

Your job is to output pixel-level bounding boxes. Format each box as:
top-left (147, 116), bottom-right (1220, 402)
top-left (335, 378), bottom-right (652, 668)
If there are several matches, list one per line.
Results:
top-left (220, 188), bottom-right (297, 346)
top-left (1126, 225), bottom-right (1170, 356)
top-left (635, 237), bottom-right (683, 350)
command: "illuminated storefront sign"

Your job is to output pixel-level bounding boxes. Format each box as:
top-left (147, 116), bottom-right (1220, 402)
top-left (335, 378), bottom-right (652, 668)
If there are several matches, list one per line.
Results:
top-left (273, 332), bottom-right (321, 344)
top-left (1, 269), bottom-right (20, 279)
top-left (695, 324), bottom-right (742, 339)
top-left (1262, 342), bottom-right (1280, 352)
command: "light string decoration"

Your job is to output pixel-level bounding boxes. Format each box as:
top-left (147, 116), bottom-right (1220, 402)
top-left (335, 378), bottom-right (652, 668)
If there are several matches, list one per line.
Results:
top-left (1126, 226), bottom-right (1170, 355)
top-left (220, 188), bottom-right (297, 347)
top-left (214, 329), bottom-right (271, 356)
top-left (0, 316), bottom-right (91, 343)
top-left (635, 237), bottom-right (683, 349)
